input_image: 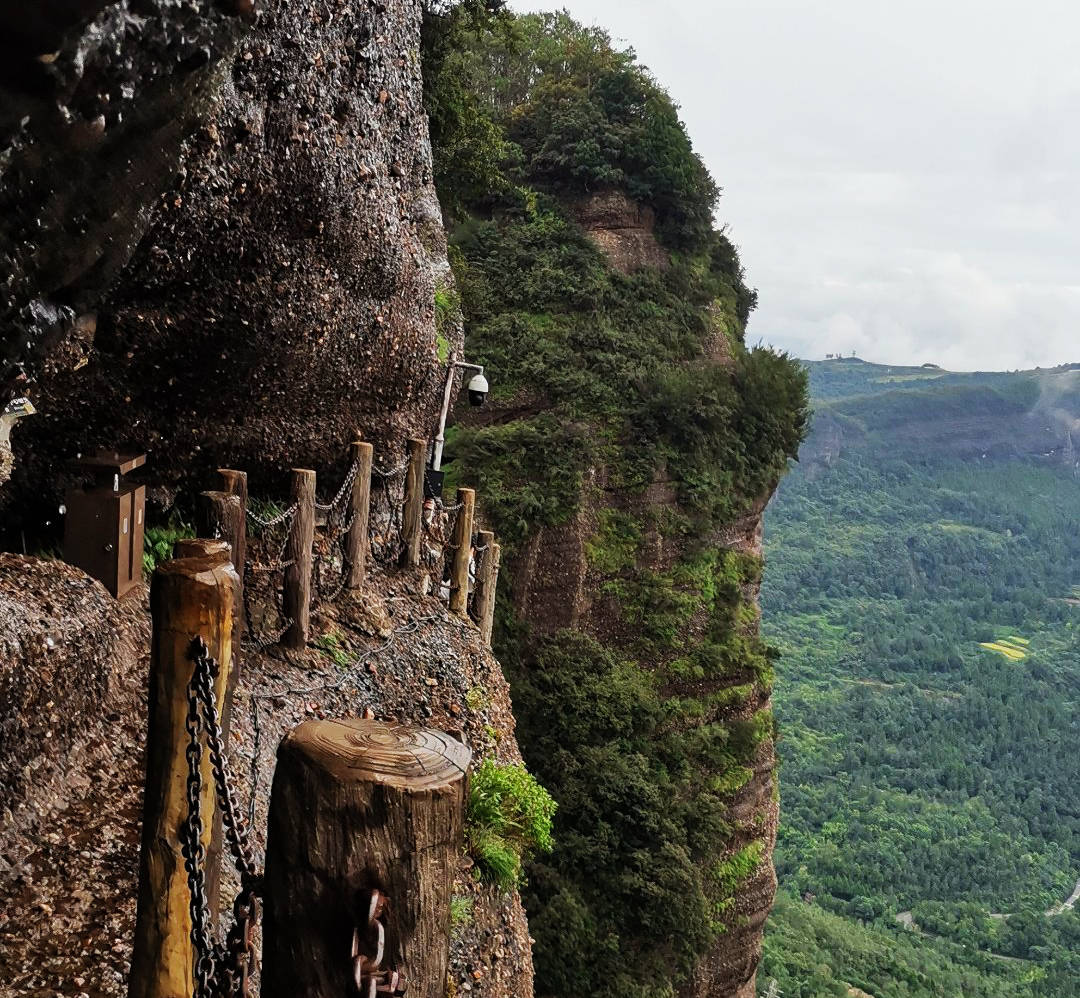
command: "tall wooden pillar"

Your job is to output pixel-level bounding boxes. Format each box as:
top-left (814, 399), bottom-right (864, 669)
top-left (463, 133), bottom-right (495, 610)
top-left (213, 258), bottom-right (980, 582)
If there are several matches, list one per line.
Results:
top-left (283, 469), bottom-right (316, 649)
top-left (448, 488), bottom-right (475, 616)
top-left (346, 440), bottom-right (374, 589)
top-left (129, 540), bottom-right (240, 998)
top-left (400, 439), bottom-right (426, 569)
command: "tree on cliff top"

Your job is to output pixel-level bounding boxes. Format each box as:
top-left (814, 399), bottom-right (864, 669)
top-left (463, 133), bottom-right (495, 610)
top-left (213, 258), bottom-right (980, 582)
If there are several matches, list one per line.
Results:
top-left (424, 8), bottom-right (719, 249)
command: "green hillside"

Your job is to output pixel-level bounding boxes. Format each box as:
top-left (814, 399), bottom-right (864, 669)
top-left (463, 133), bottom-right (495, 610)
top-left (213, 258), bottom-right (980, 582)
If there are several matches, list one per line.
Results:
top-left (760, 361), bottom-right (1080, 996)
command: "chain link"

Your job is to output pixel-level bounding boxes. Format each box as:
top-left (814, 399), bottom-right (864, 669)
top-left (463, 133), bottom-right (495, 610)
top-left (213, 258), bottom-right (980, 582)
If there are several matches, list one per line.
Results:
top-left (352, 889), bottom-right (407, 996)
top-left (246, 501), bottom-right (298, 529)
top-left (372, 461), bottom-right (407, 479)
top-left (184, 638), bottom-right (262, 997)
top-left (181, 663), bottom-right (219, 996)
top-left (315, 458), bottom-right (360, 515)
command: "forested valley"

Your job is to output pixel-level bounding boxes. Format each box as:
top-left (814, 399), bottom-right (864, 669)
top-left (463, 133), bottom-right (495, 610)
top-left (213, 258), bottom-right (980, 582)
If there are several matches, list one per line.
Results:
top-left (760, 359), bottom-right (1080, 996)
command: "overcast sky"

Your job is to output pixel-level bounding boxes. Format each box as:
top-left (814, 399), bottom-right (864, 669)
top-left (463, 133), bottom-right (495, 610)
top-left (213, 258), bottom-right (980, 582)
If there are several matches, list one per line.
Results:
top-left (513, 1), bottom-right (1080, 370)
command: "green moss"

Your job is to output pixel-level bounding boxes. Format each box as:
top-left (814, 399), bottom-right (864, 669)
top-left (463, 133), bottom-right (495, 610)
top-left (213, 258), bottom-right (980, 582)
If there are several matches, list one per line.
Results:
top-left (314, 631), bottom-right (351, 668)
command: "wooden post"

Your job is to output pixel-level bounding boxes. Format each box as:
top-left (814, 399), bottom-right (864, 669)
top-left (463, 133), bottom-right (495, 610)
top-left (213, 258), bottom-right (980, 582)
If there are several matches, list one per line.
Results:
top-left (399, 438), bottom-right (426, 568)
top-left (346, 440), bottom-right (374, 589)
top-left (479, 542), bottom-right (501, 646)
top-left (470, 529), bottom-right (495, 633)
top-left (218, 468), bottom-right (248, 508)
top-left (283, 469), bottom-right (316, 649)
top-left (261, 719), bottom-right (472, 998)
top-left (448, 488), bottom-right (475, 616)
top-left (196, 491), bottom-right (244, 568)
top-left (217, 470), bottom-right (248, 573)
top-left (216, 470), bottom-right (248, 636)
top-left (129, 540), bottom-right (240, 998)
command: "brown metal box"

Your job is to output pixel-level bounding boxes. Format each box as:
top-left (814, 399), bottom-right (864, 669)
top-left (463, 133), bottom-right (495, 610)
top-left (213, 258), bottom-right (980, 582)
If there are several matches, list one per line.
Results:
top-left (64, 483), bottom-right (146, 598)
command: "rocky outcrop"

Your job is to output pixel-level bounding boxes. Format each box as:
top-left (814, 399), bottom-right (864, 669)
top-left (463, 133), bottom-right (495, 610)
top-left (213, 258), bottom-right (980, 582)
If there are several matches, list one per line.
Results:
top-left (509, 465), bottom-right (780, 998)
top-left (572, 190), bottom-right (669, 274)
top-left (0, 559), bottom-right (534, 998)
top-left (2, 0), bottom-right (461, 540)
top-left (0, 554), bottom-right (149, 820)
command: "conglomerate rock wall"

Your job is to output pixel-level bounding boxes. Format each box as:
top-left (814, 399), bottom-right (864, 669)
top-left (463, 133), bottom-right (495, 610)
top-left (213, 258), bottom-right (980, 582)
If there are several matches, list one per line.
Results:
top-left (1, 0), bottom-right (461, 534)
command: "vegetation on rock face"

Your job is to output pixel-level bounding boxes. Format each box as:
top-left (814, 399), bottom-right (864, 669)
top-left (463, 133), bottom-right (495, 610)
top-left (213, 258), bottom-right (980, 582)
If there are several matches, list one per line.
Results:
top-left (142, 519), bottom-right (195, 574)
top-left (761, 362), bottom-right (1080, 996)
top-left (424, 8), bottom-right (808, 996)
top-left (466, 758), bottom-right (557, 890)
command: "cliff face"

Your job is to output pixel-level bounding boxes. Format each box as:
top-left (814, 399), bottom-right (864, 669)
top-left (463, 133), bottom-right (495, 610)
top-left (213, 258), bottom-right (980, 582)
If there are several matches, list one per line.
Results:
top-left (509, 456), bottom-right (781, 998)
top-left (0, 2), bottom-right (534, 994)
top-left (2, 0), bottom-right (461, 533)
top-left (572, 190), bottom-right (670, 275)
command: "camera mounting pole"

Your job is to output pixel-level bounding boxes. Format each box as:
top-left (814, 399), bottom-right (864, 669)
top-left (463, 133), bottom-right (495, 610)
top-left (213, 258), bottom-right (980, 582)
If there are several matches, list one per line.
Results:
top-left (431, 355), bottom-right (486, 472)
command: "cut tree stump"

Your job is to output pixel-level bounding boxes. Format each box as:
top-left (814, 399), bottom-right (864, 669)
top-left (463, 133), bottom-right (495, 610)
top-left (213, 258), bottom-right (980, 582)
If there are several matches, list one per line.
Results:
top-left (261, 718), bottom-right (472, 998)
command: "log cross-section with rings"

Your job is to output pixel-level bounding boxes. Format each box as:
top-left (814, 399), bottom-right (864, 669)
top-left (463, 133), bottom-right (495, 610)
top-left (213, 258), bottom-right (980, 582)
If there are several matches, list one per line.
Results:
top-left (261, 719), bottom-right (472, 998)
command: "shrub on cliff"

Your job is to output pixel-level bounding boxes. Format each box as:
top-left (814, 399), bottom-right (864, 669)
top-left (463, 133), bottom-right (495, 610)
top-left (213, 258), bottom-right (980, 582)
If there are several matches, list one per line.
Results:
top-left (424, 8), bottom-right (720, 250)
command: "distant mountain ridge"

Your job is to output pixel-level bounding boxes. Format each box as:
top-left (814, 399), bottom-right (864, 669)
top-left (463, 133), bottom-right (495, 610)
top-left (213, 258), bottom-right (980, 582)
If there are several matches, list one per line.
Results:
top-left (799, 358), bottom-right (1080, 470)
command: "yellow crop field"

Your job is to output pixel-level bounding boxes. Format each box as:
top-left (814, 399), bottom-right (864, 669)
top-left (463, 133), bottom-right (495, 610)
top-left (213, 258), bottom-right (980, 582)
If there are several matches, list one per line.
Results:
top-left (979, 640), bottom-right (1027, 661)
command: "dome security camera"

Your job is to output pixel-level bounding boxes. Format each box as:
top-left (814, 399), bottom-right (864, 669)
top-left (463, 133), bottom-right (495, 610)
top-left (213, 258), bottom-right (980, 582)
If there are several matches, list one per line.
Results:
top-left (467, 371), bottom-right (489, 406)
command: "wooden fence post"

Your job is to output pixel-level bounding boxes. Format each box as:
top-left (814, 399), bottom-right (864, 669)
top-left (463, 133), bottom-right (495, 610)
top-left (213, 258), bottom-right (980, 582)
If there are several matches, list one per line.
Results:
top-left (470, 530), bottom-right (496, 641)
top-left (129, 540), bottom-right (240, 998)
top-left (448, 488), bottom-right (475, 616)
top-left (479, 546), bottom-right (498, 648)
top-left (260, 718), bottom-right (471, 998)
top-left (346, 440), bottom-right (373, 589)
top-left (283, 469), bottom-right (316, 649)
top-left (400, 439), bottom-right (426, 569)
top-left (196, 491), bottom-right (244, 567)
top-left (218, 468), bottom-right (248, 506)
top-left (216, 470), bottom-right (248, 573)
top-left (216, 469), bottom-right (248, 635)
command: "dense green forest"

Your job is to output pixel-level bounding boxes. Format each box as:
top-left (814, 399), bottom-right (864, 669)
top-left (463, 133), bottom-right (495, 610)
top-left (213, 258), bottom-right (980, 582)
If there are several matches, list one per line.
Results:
top-left (423, 7), bottom-right (807, 997)
top-left (760, 359), bottom-right (1080, 996)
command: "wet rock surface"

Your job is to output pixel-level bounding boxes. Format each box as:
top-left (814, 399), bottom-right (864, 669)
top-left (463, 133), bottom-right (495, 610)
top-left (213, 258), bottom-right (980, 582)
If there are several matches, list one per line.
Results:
top-left (0, 0), bottom-right (245, 402)
top-left (3, 0), bottom-right (460, 540)
top-left (0, 563), bottom-right (532, 998)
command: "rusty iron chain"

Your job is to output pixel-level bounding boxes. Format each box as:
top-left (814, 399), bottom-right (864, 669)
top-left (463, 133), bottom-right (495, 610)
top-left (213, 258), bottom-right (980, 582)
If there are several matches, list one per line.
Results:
top-left (351, 888), bottom-right (407, 997)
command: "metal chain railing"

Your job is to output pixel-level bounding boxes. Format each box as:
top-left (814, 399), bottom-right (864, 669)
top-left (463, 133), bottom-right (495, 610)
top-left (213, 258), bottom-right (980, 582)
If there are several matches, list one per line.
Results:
top-left (182, 638), bottom-right (262, 997)
top-left (311, 459), bottom-right (363, 609)
top-left (314, 457), bottom-right (360, 517)
top-left (369, 462), bottom-right (408, 565)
